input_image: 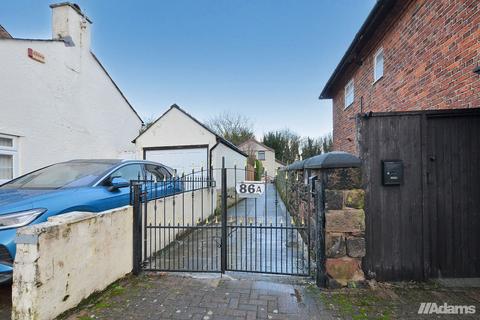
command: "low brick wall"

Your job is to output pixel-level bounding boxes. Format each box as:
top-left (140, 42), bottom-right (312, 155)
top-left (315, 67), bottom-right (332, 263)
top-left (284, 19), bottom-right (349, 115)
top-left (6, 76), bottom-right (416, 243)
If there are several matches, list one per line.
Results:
top-left (322, 168), bottom-right (366, 288)
top-left (12, 206), bottom-right (133, 320)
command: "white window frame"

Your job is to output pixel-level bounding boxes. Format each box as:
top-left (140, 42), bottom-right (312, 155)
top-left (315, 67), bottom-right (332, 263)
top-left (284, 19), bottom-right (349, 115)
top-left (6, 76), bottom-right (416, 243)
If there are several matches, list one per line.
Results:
top-left (373, 48), bottom-right (384, 83)
top-left (344, 79), bottom-right (354, 109)
top-left (257, 151), bottom-right (266, 161)
top-left (0, 134), bottom-right (18, 184)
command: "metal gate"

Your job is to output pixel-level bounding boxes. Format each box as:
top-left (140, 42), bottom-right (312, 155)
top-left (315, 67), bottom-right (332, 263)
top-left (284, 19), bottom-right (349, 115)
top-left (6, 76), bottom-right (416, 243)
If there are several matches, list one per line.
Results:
top-left (131, 160), bottom-right (312, 276)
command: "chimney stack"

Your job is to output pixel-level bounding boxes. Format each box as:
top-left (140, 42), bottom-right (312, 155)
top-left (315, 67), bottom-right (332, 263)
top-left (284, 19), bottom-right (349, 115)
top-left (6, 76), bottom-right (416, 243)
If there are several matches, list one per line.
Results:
top-left (50, 2), bottom-right (92, 49)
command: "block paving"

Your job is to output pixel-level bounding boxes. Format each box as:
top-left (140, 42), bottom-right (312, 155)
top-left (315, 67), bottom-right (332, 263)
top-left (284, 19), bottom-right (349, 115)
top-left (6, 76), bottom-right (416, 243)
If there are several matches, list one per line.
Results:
top-left (67, 272), bottom-right (333, 320)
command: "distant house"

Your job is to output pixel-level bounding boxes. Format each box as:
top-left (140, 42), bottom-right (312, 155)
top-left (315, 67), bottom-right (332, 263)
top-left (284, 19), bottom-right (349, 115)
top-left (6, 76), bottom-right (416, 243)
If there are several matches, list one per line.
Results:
top-left (133, 104), bottom-right (247, 188)
top-left (0, 3), bottom-right (143, 183)
top-left (238, 138), bottom-right (284, 177)
top-left (319, 0), bottom-right (480, 154)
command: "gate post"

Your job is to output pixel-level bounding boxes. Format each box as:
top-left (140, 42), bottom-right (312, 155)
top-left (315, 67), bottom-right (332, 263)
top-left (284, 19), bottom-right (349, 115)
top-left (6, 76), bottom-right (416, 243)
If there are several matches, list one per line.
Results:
top-left (132, 183), bottom-right (142, 275)
top-left (221, 157), bottom-right (228, 274)
top-left (305, 152), bottom-right (364, 288)
top-left (315, 178), bottom-right (327, 287)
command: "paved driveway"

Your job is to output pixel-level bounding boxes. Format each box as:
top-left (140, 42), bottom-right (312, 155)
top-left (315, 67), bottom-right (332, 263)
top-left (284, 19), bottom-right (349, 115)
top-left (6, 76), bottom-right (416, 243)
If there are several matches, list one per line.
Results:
top-left (66, 272), bottom-right (333, 320)
top-left (0, 284), bottom-right (11, 319)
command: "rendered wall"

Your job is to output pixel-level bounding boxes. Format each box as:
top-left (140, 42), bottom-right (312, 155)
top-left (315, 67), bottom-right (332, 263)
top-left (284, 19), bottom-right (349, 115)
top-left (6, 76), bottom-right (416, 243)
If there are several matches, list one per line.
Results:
top-left (12, 207), bottom-right (133, 320)
top-left (134, 107), bottom-right (217, 158)
top-left (211, 142), bottom-right (247, 189)
top-left (0, 38), bottom-right (142, 175)
top-left (142, 187), bottom-right (217, 258)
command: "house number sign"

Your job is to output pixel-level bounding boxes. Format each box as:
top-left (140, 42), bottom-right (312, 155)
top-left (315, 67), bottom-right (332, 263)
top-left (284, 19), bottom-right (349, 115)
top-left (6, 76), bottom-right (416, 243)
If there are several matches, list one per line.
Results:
top-left (236, 181), bottom-right (265, 198)
top-left (27, 48), bottom-right (45, 63)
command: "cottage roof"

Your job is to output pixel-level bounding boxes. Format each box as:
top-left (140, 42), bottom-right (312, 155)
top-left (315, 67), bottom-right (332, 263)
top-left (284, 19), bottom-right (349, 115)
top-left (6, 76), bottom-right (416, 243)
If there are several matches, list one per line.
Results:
top-left (319, 0), bottom-right (398, 99)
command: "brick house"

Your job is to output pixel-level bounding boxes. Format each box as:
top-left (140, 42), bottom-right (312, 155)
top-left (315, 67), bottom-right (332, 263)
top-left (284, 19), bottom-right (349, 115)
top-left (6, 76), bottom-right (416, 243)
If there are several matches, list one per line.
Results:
top-left (319, 0), bottom-right (480, 154)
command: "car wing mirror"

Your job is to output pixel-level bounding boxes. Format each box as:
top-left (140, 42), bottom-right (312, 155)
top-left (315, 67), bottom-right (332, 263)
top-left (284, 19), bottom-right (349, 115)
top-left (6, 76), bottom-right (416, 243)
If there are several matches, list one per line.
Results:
top-left (108, 177), bottom-right (130, 192)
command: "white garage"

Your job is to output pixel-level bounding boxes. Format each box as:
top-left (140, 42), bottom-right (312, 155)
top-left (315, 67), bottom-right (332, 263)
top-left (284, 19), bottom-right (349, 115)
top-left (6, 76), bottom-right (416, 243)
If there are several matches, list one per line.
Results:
top-left (144, 146), bottom-right (209, 176)
top-left (133, 104), bottom-right (247, 187)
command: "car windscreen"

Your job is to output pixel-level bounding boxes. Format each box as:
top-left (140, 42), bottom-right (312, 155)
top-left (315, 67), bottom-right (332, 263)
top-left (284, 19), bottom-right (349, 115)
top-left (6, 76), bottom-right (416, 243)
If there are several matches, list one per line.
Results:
top-left (0, 162), bottom-right (115, 189)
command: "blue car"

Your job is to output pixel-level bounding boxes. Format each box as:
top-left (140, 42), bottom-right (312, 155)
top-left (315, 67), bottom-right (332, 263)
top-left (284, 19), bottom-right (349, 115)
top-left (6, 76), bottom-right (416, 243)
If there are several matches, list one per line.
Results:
top-left (0, 159), bottom-right (180, 283)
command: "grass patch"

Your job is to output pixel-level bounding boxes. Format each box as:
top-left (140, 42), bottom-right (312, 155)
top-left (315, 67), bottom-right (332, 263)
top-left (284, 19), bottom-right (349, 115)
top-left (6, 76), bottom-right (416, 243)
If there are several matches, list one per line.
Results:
top-left (306, 284), bottom-right (393, 320)
top-left (56, 274), bottom-right (135, 319)
top-left (321, 291), bottom-right (393, 320)
top-left (110, 285), bottom-right (126, 296)
top-left (94, 301), bottom-right (112, 309)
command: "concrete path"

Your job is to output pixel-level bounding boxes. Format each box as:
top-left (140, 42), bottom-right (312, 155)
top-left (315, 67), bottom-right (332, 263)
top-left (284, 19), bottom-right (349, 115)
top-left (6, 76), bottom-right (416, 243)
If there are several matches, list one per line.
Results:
top-left (148, 183), bottom-right (309, 275)
top-left (226, 183), bottom-right (309, 275)
top-left (66, 272), bottom-right (333, 320)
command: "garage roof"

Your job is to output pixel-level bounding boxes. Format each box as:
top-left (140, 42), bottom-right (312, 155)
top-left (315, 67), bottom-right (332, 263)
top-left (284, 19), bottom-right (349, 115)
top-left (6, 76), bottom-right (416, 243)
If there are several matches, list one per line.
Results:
top-left (132, 104), bottom-right (248, 157)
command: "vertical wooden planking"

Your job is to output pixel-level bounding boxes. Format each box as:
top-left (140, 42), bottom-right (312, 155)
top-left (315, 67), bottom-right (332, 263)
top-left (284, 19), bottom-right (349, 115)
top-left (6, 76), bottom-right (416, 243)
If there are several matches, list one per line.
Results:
top-left (362, 114), bottom-right (423, 281)
top-left (425, 113), bottom-right (480, 278)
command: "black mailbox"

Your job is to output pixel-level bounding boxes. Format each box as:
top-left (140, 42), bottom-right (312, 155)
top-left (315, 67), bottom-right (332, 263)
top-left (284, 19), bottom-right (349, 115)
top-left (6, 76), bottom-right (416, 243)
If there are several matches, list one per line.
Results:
top-left (382, 160), bottom-right (403, 186)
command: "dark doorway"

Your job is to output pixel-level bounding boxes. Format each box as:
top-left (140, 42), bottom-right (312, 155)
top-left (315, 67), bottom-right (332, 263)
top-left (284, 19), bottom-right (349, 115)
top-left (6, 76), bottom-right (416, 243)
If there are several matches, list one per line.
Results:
top-left (359, 108), bottom-right (480, 281)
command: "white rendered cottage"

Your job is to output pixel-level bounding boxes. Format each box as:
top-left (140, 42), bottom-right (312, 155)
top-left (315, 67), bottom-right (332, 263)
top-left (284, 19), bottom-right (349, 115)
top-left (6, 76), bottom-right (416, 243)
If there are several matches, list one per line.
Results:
top-left (0, 3), bottom-right (143, 183)
top-left (238, 138), bottom-right (284, 177)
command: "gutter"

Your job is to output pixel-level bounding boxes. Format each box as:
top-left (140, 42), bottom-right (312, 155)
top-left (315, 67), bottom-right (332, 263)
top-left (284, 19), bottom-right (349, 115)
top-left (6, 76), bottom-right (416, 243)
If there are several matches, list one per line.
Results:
top-left (319, 0), bottom-right (396, 99)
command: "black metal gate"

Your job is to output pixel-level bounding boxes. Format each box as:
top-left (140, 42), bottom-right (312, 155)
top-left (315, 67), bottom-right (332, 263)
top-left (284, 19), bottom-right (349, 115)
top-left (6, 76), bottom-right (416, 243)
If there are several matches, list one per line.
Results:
top-left (131, 159), bottom-right (312, 276)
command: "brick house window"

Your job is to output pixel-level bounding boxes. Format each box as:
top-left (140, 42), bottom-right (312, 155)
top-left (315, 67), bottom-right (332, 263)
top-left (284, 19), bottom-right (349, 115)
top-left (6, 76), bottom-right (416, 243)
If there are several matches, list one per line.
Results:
top-left (344, 79), bottom-right (354, 108)
top-left (373, 48), bottom-right (384, 82)
top-left (0, 134), bottom-right (18, 184)
top-left (257, 151), bottom-right (266, 161)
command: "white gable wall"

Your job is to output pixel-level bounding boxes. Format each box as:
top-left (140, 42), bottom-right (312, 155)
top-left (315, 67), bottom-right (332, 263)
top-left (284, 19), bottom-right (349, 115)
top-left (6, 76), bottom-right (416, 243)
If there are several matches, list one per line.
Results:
top-left (135, 107), bottom-right (217, 157)
top-left (0, 39), bottom-right (142, 176)
top-left (135, 107), bottom-right (247, 188)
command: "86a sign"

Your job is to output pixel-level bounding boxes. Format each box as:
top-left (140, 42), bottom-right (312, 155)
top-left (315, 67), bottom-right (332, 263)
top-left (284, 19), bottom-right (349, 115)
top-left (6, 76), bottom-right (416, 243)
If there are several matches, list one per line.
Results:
top-left (236, 181), bottom-right (265, 198)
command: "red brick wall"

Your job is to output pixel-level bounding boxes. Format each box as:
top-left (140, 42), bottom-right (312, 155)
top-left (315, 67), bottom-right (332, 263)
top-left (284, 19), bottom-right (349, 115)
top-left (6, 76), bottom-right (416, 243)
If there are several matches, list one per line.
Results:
top-left (331, 0), bottom-right (480, 154)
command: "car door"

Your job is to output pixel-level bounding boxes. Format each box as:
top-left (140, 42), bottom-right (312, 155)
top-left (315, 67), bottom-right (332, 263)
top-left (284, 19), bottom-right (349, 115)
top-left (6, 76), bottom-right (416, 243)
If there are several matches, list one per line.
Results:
top-left (144, 164), bottom-right (177, 199)
top-left (94, 163), bottom-right (145, 210)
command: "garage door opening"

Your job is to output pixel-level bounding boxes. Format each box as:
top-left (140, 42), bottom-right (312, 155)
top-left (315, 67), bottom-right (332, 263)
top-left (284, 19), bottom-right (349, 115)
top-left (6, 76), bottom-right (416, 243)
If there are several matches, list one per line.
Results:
top-left (144, 145), bottom-right (209, 177)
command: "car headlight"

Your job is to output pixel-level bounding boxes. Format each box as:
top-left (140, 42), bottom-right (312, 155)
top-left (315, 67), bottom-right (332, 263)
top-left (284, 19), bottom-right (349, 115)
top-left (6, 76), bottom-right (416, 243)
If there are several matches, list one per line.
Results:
top-left (0, 208), bottom-right (47, 230)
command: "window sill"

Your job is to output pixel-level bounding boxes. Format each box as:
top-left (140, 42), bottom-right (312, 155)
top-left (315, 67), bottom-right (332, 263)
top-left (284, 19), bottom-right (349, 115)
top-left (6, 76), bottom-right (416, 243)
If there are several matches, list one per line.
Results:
top-left (373, 75), bottom-right (383, 85)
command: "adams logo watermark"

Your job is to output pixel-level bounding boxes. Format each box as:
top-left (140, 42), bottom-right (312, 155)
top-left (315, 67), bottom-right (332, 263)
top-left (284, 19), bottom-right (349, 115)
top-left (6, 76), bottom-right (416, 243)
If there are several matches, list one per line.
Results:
top-left (418, 303), bottom-right (476, 315)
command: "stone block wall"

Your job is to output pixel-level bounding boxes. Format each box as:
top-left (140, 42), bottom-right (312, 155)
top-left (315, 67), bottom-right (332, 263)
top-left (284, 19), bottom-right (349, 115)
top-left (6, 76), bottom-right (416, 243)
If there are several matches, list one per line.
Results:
top-left (275, 171), bottom-right (313, 246)
top-left (321, 167), bottom-right (366, 288)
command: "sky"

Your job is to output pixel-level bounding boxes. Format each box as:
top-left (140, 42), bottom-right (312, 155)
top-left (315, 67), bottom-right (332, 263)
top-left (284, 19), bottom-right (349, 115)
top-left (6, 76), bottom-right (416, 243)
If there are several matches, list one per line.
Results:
top-left (1, 0), bottom-right (375, 139)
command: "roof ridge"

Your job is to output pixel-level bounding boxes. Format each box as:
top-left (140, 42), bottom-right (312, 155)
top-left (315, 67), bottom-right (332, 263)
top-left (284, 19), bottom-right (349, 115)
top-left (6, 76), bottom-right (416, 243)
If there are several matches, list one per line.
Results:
top-left (0, 24), bottom-right (13, 39)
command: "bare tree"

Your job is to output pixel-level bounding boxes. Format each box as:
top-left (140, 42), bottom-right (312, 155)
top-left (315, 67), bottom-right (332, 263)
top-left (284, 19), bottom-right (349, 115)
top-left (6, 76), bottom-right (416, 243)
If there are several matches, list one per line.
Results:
top-left (138, 116), bottom-right (157, 135)
top-left (205, 112), bottom-right (254, 146)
